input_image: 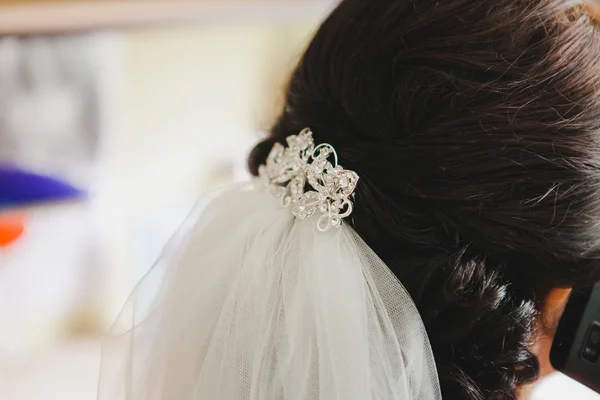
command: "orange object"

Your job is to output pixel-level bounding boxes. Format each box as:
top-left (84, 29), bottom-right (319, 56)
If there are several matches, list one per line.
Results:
top-left (0, 214), bottom-right (25, 247)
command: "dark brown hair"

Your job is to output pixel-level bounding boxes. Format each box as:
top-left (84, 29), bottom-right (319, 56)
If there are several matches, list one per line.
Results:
top-left (249, 0), bottom-right (600, 398)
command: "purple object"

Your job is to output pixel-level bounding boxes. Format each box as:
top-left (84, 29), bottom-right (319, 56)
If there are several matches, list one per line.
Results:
top-left (0, 165), bottom-right (85, 207)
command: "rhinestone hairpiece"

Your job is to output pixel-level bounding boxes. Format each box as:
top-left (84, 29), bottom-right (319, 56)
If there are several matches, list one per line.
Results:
top-left (258, 128), bottom-right (359, 232)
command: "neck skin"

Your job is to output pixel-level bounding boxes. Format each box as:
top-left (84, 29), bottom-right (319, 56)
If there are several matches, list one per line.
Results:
top-left (585, 2), bottom-right (600, 23)
top-left (519, 288), bottom-right (572, 399)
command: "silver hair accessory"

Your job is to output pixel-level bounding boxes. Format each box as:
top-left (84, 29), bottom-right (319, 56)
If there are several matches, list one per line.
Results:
top-left (258, 128), bottom-right (359, 232)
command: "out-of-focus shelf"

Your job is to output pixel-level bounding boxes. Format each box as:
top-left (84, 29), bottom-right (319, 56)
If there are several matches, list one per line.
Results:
top-left (0, 0), bottom-right (338, 35)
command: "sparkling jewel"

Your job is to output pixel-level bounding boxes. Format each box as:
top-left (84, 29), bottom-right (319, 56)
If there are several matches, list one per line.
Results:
top-left (258, 128), bottom-right (359, 232)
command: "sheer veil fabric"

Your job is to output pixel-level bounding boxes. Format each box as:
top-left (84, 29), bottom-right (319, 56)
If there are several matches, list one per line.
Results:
top-left (98, 185), bottom-right (441, 400)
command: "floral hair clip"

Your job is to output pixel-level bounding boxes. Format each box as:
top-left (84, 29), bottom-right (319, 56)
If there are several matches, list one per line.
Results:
top-left (258, 128), bottom-right (359, 232)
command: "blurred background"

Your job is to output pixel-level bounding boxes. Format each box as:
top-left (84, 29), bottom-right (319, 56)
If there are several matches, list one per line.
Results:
top-left (0, 1), bottom-right (598, 400)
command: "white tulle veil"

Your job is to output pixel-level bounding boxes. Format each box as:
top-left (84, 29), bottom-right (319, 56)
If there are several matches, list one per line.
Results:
top-left (98, 130), bottom-right (441, 400)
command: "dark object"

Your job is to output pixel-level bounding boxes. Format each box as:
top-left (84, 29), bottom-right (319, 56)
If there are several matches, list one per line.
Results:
top-left (582, 325), bottom-right (600, 364)
top-left (551, 285), bottom-right (600, 393)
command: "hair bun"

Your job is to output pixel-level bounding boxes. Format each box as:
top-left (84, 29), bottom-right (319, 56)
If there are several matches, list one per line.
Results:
top-left (422, 249), bottom-right (539, 398)
top-left (249, 0), bottom-right (600, 397)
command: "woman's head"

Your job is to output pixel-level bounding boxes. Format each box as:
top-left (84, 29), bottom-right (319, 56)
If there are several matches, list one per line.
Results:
top-left (249, 0), bottom-right (600, 398)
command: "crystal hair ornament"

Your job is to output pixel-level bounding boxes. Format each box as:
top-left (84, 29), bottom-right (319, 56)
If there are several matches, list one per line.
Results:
top-left (258, 128), bottom-right (359, 232)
